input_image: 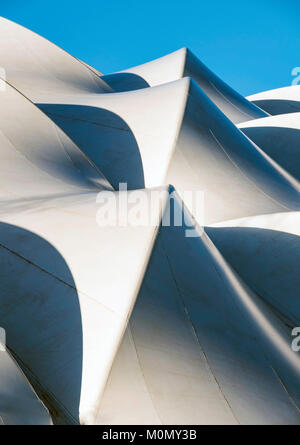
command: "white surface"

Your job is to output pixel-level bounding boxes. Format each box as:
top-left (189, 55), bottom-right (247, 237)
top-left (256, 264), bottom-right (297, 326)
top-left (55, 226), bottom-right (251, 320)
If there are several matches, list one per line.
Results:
top-left (0, 79), bottom-right (168, 424)
top-left (247, 85), bottom-right (300, 115)
top-left (247, 85), bottom-right (300, 102)
top-left (97, 197), bottom-right (300, 424)
top-left (102, 48), bottom-right (268, 123)
top-left (239, 112), bottom-right (300, 180)
top-left (35, 78), bottom-right (300, 224)
top-left (0, 16), bottom-right (300, 425)
top-left (0, 17), bottom-right (112, 101)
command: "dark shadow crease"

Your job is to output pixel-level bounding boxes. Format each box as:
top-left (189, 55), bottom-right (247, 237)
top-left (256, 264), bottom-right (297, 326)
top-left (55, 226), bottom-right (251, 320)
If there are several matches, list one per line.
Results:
top-left (252, 99), bottom-right (300, 115)
top-left (38, 104), bottom-right (145, 190)
top-left (240, 126), bottom-right (300, 180)
top-left (100, 72), bottom-right (150, 92)
top-left (0, 222), bottom-right (83, 424)
top-left (183, 49), bottom-right (268, 122)
top-left (205, 226), bottom-right (300, 326)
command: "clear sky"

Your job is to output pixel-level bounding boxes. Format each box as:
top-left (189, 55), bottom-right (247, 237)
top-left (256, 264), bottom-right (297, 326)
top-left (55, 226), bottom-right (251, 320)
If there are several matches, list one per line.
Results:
top-left (2, 0), bottom-right (300, 95)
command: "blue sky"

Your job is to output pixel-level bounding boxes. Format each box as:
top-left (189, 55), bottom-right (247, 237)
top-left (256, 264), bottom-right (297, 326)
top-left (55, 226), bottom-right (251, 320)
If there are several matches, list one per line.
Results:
top-left (2, 0), bottom-right (300, 95)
